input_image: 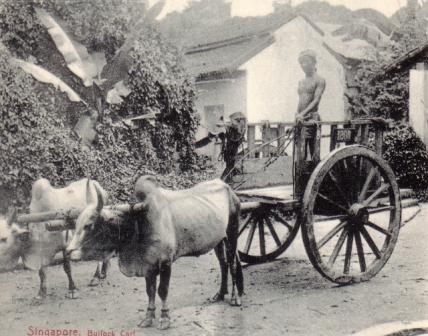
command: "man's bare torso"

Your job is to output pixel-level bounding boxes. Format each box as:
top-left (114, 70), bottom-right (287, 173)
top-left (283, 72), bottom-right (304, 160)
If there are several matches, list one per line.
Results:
top-left (297, 74), bottom-right (325, 120)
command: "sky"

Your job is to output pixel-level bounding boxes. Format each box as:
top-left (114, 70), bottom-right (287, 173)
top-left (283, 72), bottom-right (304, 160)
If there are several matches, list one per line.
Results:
top-left (150, 0), bottom-right (409, 19)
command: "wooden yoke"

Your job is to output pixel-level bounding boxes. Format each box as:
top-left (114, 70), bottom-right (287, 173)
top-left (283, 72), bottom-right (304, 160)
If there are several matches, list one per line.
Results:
top-left (13, 202), bottom-right (148, 232)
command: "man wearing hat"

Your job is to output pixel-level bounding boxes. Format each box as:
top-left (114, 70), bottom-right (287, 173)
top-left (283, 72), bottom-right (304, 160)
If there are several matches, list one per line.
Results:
top-left (219, 111), bottom-right (247, 183)
top-left (296, 49), bottom-right (326, 159)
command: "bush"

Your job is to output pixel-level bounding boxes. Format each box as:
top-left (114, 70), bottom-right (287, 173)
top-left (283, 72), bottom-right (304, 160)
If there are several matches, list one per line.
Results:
top-left (0, 1), bottom-right (206, 212)
top-left (383, 123), bottom-right (428, 191)
top-left (0, 43), bottom-right (83, 210)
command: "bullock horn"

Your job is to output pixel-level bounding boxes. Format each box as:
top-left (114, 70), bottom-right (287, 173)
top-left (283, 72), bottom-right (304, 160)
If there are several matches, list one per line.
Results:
top-left (93, 184), bottom-right (104, 213)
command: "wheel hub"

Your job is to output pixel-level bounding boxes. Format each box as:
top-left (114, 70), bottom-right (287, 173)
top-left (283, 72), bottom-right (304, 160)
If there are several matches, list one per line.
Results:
top-left (349, 203), bottom-right (369, 225)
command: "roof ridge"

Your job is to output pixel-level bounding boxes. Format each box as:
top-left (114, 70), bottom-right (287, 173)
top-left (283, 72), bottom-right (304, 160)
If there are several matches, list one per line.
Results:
top-left (184, 11), bottom-right (297, 50)
top-left (186, 32), bottom-right (271, 54)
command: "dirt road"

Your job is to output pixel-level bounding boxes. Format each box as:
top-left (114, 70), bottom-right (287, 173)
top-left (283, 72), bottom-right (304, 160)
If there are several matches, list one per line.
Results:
top-left (1, 205), bottom-right (427, 336)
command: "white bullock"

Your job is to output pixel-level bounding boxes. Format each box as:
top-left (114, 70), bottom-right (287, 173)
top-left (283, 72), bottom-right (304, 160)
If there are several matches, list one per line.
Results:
top-left (25, 178), bottom-right (110, 301)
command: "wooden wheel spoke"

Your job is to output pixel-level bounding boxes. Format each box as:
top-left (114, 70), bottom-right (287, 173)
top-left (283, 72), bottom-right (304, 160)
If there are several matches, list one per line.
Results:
top-left (365, 221), bottom-right (392, 237)
top-left (301, 146), bottom-right (401, 284)
top-left (272, 213), bottom-right (293, 231)
top-left (359, 167), bottom-right (379, 202)
top-left (354, 230), bottom-right (366, 272)
top-left (360, 226), bottom-right (381, 259)
top-left (347, 157), bottom-right (362, 202)
top-left (362, 183), bottom-right (390, 207)
top-left (258, 219), bottom-right (266, 256)
top-left (327, 227), bottom-right (348, 267)
top-left (317, 220), bottom-right (348, 249)
top-left (265, 217), bottom-right (282, 247)
top-left (239, 213), bottom-right (253, 236)
top-left (315, 214), bottom-right (348, 223)
top-left (317, 193), bottom-right (349, 214)
top-left (367, 206), bottom-right (396, 215)
top-left (328, 171), bottom-right (351, 206)
top-left (344, 230), bottom-right (354, 274)
top-left (244, 221), bottom-right (257, 254)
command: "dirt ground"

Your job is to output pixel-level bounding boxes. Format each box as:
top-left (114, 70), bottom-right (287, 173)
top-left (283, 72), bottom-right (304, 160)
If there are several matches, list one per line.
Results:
top-left (1, 205), bottom-right (427, 336)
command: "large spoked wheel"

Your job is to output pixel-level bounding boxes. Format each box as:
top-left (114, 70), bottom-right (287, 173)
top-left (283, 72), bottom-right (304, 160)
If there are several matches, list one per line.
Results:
top-left (301, 145), bottom-right (401, 284)
top-left (238, 204), bottom-right (300, 264)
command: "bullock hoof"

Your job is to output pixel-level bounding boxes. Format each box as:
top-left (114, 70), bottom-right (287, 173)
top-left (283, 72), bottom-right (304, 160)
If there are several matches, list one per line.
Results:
top-left (65, 289), bottom-right (79, 299)
top-left (138, 318), bottom-right (154, 328)
top-left (210, 292), bottom-right (225, 302)
top-left (138, 308), bottom-right (155, 328)
top-left (88, 277), bottom-right (101, 287)
top-left (230, 295), bottom-right (242, 307)
top-left (158, 310), bottom-right (170, 330)
top-left (157, 317), bottom-right (170, 330)
top-left (31, 296), bottom-right (45, 306)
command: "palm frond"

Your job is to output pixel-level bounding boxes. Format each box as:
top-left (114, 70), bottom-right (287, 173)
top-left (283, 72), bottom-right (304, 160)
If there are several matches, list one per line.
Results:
top-left (34, 7), bottom-right (105, 87)
top-left (12, 58), bottom-right (86, 105)
top-left (101, 0), bottom-right (166, 90)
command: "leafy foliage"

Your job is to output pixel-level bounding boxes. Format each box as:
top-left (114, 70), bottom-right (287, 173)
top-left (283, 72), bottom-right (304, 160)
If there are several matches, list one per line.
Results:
top-left (116, 28), bottom-right (199, 171)
top-left (0, 44), bottom-right (81, 210)
top-left (0, 1), bottom-right (205, 212)
top-left (383, 123), bottom-right (428, 191)
top-left (349, 5), bottom-right (428, 120)
top-left (0, 1), bottom-right (45, 58)
top-left (348, 7), bottom-right (428, 193)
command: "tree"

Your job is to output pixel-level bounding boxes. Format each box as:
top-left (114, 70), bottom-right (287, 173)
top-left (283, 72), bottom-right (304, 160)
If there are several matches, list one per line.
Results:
top-left (348, 6), bottom-right (428, 192)
top-left (349, 4), bottom-right (428, 120)
top-left (0, 0), bottom-right (203, 210)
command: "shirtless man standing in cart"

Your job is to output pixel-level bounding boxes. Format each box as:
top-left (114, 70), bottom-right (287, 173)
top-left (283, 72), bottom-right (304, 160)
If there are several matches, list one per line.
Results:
top-left (296, 49), bottom-right (326, 159)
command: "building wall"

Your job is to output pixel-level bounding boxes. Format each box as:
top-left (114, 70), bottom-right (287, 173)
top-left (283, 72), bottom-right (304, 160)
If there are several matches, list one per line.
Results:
top-left (194, 74), bottom-right (247, 156)
top-left (409, 69), bottom-right (428, 147)
top-left (240, 16), bottom-right (347, 124)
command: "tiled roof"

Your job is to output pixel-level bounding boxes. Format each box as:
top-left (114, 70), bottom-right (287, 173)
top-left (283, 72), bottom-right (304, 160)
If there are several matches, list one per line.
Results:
top-left (184, 33), bottom-right (274, 78)
top-left (183, 11), bottom-right (298, 78)
top-left (383, 40), bottom-right (428, 72)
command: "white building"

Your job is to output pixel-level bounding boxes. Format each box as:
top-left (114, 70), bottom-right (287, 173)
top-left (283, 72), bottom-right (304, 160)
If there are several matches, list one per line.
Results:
top-left (184, 13), bottom-right (368, 156)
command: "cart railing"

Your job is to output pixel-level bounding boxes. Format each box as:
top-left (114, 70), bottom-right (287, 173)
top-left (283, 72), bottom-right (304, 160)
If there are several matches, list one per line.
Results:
top-left (227, 118), bottom-right (393, 192)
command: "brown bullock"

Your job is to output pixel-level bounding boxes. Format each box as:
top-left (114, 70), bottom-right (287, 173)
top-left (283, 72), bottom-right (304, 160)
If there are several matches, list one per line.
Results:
top-left (66, 176), bottom-right (244, 330)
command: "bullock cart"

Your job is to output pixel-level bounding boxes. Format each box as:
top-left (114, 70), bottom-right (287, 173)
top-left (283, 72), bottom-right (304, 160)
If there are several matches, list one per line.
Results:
top-left (8, 119), bottom-right (416, 285)
top-left (229, 118), bottom-right (417, 284)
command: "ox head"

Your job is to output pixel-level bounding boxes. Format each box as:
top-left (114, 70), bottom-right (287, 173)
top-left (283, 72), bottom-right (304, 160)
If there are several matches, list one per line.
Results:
top-left (0, 212), bottom-right (30, 271)
top-left (66, 180), bottom-right (104, 258)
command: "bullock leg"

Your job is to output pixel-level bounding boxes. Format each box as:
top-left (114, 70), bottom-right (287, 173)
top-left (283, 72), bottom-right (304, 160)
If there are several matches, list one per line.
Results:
top-left (101, 259), bottom-right (110, 278)
top-left (33, 267), bottom-right (47, 303)
top-left (235, 253), bottom-right (244, 302)
top-left (138, 273), bottom-right (157, 328)
top-left (211, 240), bottom-right (228, 302)
top-left (89, 260), bottom-right (110, 287)
top-left (89, 262), bottom-right (103, 287)
top-left (157, 261), bottom-right (172, 330)
top-left (63, 251), bottom-right (78, 299)
top-left (226, 196), bottom-right (243, 307)
top-left (226, 240), bottom-right (241, 306)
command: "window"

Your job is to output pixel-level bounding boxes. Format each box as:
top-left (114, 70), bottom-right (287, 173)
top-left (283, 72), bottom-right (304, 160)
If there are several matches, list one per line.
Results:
top-left (204, 105), bottom-right (225, 133)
